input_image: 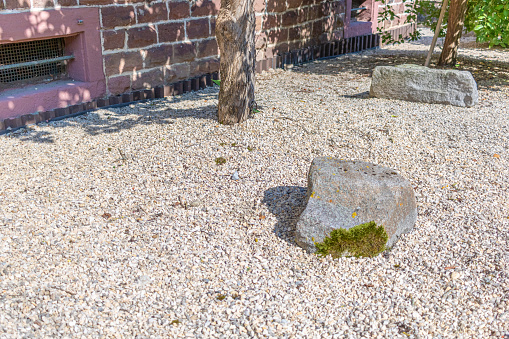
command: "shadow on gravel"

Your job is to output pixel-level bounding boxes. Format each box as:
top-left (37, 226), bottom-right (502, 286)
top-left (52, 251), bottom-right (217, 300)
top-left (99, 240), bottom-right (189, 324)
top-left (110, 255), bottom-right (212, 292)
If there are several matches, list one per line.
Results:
top-left (7, 90), bottom-right (221, 143)
top-left (340, 91), bottom-right (370, 99)
top-left (262, 185), bottom-right (308, 246)
top-left (292, 54), bottom-right (509, 93)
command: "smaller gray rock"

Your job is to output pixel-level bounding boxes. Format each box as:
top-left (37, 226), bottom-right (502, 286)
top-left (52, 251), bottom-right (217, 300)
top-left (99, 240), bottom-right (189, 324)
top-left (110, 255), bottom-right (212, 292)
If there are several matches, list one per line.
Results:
top-left (296, 157), bottom-right (417, 254)
top-left (231, 171), bottom-right (239, 180)
top-left (370, 64), bottom-right (478, 107)
top-left (189, 200), bottom-right (202, 208)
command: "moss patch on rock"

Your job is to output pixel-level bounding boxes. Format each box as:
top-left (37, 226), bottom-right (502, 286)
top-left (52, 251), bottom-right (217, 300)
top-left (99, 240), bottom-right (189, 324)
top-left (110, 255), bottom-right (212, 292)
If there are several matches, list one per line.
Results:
top-left (315, 221), bottom-right (388, 258)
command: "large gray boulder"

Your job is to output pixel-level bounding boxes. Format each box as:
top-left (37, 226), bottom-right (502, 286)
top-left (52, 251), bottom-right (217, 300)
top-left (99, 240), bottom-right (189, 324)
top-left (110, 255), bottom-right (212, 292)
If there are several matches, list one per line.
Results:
top-left (370, 64), bottom-right (478, 107)
top-left (295, 157), bottom-right (417, 253)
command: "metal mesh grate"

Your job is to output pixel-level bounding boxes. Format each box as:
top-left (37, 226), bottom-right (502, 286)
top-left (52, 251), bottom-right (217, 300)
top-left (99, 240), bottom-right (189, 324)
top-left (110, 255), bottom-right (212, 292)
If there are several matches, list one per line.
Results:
top-left (0, 38), bottom-right (70, 87)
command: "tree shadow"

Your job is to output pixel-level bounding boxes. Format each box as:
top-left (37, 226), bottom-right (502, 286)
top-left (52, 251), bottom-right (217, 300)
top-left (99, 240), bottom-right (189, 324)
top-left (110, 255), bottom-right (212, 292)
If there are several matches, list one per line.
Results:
top-left (8, 89), bottom-right (220, 143)
top-left (291, 53), bottom-right (509, 93)
top-left (340, 91), bottom-right (370, 99)
top-left (262, 185), bottom-right (308, 246)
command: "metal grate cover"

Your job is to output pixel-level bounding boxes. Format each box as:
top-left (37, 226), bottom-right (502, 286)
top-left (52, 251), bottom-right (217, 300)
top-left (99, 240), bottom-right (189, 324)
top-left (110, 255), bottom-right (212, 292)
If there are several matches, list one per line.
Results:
top-left (0, 38), bottom-right (72, 89)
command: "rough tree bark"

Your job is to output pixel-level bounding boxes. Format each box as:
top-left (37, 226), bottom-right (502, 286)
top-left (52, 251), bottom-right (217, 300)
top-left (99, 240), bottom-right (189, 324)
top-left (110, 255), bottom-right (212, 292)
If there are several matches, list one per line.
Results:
top-left (438, 0), bottom-right (468, 66)
top-left (215, 0), bottom-right (256, 124)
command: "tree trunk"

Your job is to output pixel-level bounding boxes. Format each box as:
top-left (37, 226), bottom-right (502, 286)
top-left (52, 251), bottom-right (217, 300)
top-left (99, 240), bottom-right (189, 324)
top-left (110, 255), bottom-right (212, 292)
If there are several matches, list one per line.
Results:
top-left (438, 0), bottom-right (468, 66)
top-left (215, 0), bottom-right (256, 125)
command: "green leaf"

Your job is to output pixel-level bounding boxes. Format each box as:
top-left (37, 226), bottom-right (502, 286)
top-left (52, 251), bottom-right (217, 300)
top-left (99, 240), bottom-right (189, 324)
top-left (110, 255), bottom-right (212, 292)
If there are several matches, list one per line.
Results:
top-left (212, 79), bottom-right (221, 86)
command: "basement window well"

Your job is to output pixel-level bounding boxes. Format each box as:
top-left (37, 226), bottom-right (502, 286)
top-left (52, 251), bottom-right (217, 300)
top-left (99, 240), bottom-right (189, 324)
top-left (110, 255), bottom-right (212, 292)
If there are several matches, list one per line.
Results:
top-left (0, 8), bottom-right (106, 120)
top-left (0, 38), bottom-right (73, 91)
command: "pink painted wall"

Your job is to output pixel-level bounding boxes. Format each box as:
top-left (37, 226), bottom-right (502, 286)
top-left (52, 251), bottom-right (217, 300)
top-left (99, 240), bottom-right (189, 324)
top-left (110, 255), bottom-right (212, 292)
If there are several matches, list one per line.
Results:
top-left (0, 8), bottom-right (106, 119)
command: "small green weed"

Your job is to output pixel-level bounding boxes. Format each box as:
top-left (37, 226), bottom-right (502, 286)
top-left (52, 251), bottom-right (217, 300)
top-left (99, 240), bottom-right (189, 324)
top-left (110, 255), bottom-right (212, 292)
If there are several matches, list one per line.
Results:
top-left (215, 157), bottom-right (226, 165)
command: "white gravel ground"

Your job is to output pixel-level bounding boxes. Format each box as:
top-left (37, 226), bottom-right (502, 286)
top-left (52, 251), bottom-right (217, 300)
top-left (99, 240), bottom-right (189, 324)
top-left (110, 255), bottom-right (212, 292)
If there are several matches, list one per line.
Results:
top-left (0, 31), bottom-right (508, 338)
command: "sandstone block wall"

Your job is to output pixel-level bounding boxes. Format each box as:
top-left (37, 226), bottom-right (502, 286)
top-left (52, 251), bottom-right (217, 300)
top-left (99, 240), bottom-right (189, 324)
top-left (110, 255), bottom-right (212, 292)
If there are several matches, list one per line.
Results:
top-left (0, 0), bottom-right (345, 96)
top-left (0, 0), bottom-right (413, 102)
top-left (378, 0), bottom-right (415, 34)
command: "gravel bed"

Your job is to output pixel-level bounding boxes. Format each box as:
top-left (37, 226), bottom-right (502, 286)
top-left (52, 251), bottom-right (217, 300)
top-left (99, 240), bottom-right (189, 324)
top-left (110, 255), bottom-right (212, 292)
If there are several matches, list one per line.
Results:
top-left (0, 32), bottom-right (508, 338)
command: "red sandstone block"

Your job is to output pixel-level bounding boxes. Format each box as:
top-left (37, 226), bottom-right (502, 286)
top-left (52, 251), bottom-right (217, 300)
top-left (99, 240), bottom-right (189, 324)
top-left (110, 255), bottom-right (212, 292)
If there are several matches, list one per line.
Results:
top-left (289, 24), bottom-right (311, 41)
top-left (267, 0), bottom-right (285, 12)
top-left (154, 85), bottom-right (164, 98)
top-left (308, 4), bottom-right (320, 20)
top-left (137, 3), bottom-right (168, 23)
top-left (282, 8), bottom-right (307, 26)
top-left (4, 117), bottom-right (23, 129)
top-left (69, 104), bottom-right (84, 115)
top-left (5, 0), bottom-right (29, 9)
top-left (144, 89), bottom-right (155, 99)
top-left (200, 75), bottom-right (208, 89)
top-left (109, 96), bottom-right (121, 105)
top-left (254, 0), bottom-right (265, 12)
top-left (190, 57), bottom-right (219, 75)
top-left (183, 79), bottom-right (191, 92)
top-left (103, 30), bottom-right (125, 50)
top-left (273, 42), bottom-right (289, 55)
top-left (287, 0), bottom-right (303, 9)
top-left (255, 61), bottom-right (262, 73)
top-left (311, 18), bottom-right (323, 35)
top-left (319, 1), bottom-right (330, 17)
top-left (187, 18), bottom-right (210, 40)
top-left (81, 0), bottom-right (117, 5)
top-left (260, 45), bottom-right (275, 59)
top-left (169, 1), bottom-right (190, 20)
top-left (54, 108), bottom-right (69, 118)
top-left (58, 0), bottom-right (77, 6)
top-left (267, 28), bottom-right (288, 45)
top-left (132, 91), bottom-right (142, 101)
top-left (101, 6), bottom-right (135, 29)
top-left (97, 98), bottom-right (109, 107)
top-left (164, 63), bottom-right (190, 83)
top-left (21, 114), bottom-right (36, 126)
top-left (191, 0), bottom-right (220, 17)
top-left (122, 93), bottom-right (133, 103)
top-left (32, 0), bottom-right (54, 8)
top-left (158, 22), bottom-right (186, 43)
top-left (145, 44), bottom-right (173, 68)
top-left (174, 82), bottom-right (184, 95)
top-left (263, 14), bottom-right (280, 29)
top-left (104, 51), bottom-right (143, 76)
top-left (255, 33), bottom-right (267, 49)
top-left (132, 68), bottom-right (164, 90)
top-left (108, 74), bottom-right (131, 95)
top-left (32, 113), bottom-right (43, 124)
top-left (255, 16), bottom-right (262, 31)
top-left (84, 101), bottom-right (98, 111)
top-left (40, 110), bottom-right (55, 121)
top-left (127, 25), bottom-right (157, 48)
top-left (163, 85), bottom-right (174, 96)
top-left (190, 77), bottom-right (199, 91)
top-left (172, 42), bottom-right (197, 64)
top-left (197, 38), bottom-right (218, 58)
